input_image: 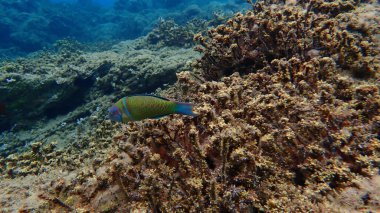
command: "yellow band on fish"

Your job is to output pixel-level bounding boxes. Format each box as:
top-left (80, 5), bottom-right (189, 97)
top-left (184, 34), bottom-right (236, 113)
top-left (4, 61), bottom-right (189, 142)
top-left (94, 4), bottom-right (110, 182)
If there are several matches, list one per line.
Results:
top-left (122, 97), bottom-right (135, 121)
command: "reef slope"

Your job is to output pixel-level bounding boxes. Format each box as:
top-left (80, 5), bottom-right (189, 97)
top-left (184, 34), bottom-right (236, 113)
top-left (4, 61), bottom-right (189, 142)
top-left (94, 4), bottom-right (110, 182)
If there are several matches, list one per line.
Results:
top-left (0, 0), bottom-right (379, 212)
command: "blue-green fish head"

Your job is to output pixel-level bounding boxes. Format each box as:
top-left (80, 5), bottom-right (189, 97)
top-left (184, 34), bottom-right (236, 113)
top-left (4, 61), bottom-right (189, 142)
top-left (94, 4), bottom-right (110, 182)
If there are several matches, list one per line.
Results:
top-left (108, 105), bottom-right (122, 122)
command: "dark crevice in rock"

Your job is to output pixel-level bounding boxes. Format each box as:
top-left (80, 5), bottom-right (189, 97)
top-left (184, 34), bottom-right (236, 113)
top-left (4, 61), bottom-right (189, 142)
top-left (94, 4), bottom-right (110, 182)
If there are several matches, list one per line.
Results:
top-left (45, 77), bottom-right (95, 119)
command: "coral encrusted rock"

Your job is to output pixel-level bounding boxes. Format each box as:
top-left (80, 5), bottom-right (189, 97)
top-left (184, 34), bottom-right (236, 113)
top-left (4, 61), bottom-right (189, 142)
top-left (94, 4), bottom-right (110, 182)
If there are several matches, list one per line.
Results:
top-left (193, 0), bottom-right (379, 80)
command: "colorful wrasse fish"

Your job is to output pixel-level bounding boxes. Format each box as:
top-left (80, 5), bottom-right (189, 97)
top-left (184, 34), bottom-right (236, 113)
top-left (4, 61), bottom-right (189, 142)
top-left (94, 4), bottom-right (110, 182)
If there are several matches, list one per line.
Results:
top-left (108, 95), bottom-right (196, 122)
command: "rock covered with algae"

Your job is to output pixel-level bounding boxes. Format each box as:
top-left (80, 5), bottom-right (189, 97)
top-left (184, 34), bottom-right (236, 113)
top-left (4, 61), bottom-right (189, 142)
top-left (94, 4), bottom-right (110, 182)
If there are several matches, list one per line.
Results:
top-left (71, 61), bottom-right (377, 212)
top-left (23, 64), bottom-right (378, 211)
top-left (194, 0), bottom-right (379, 81)
top-left (0, 0), bottom-right (379, 212)
top-left (0, 38), bottom-right (199, 156)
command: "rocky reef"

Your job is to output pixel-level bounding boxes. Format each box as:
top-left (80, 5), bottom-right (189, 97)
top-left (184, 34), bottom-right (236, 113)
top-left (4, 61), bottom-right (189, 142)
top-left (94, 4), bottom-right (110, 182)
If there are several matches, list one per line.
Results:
top-left (147, 18), bottom-right (208, 47)
top-left (0, 0), bottom-right (379, 212)
top-left (194, 0), bottom-right (379, 81)
top-left (0, 38), bottom-right (199, 156)
top-left (146, 14), bottom-right (230, 47)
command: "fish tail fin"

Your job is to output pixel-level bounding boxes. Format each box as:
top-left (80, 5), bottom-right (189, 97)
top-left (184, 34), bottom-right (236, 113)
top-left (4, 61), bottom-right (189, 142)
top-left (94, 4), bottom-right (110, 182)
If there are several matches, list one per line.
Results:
top-left (175, 102), bottom-right (197, 117)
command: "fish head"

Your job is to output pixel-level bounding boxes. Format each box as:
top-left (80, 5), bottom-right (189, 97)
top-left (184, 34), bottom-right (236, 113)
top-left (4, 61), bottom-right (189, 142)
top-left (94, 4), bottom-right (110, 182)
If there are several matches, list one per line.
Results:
top-left (108, 105), bottom-right (122, 122)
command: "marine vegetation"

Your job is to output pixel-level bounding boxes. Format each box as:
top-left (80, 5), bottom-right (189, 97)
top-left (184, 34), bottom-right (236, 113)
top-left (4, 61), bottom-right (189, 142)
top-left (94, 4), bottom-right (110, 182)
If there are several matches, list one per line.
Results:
top-left (0, 0), bottom-right (379, 212)
top-left (0, 38), bottom-right (199, 156)
top-left (146, 15), bottom-right (231, 47)
top-left (147, 18), bottom-right (203, 47)
top-left (194, 0), bottom-right (379, 81)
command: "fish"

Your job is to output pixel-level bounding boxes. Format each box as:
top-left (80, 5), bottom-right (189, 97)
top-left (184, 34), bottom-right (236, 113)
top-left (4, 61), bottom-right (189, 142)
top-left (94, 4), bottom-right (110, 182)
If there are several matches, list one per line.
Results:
top-left (108, 94), bottom-right (197, 122)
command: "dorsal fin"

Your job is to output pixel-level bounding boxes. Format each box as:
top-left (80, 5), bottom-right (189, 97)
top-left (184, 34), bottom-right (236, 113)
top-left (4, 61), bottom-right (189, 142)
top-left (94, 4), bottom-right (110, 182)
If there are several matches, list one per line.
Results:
top-left (128, 94), bottom-right (171, 101)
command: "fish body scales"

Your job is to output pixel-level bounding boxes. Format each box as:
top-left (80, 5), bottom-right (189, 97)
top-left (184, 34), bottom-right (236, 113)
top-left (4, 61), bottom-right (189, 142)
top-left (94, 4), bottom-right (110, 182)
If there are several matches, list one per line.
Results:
top-left (125, 96), bottom-right (176, 121)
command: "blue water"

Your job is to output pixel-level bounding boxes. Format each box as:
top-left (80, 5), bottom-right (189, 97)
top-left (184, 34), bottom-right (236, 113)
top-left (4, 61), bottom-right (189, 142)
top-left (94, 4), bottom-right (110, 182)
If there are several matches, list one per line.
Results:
top-left (50, 0), bottom-right (115, 7)
top-left (0, 0), bottom-right (248, 58)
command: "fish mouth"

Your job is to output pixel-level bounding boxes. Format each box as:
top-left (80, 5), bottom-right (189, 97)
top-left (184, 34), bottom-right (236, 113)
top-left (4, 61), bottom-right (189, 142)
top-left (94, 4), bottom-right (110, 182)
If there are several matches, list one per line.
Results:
top-left (109, 114), bottom-right (122, 122)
